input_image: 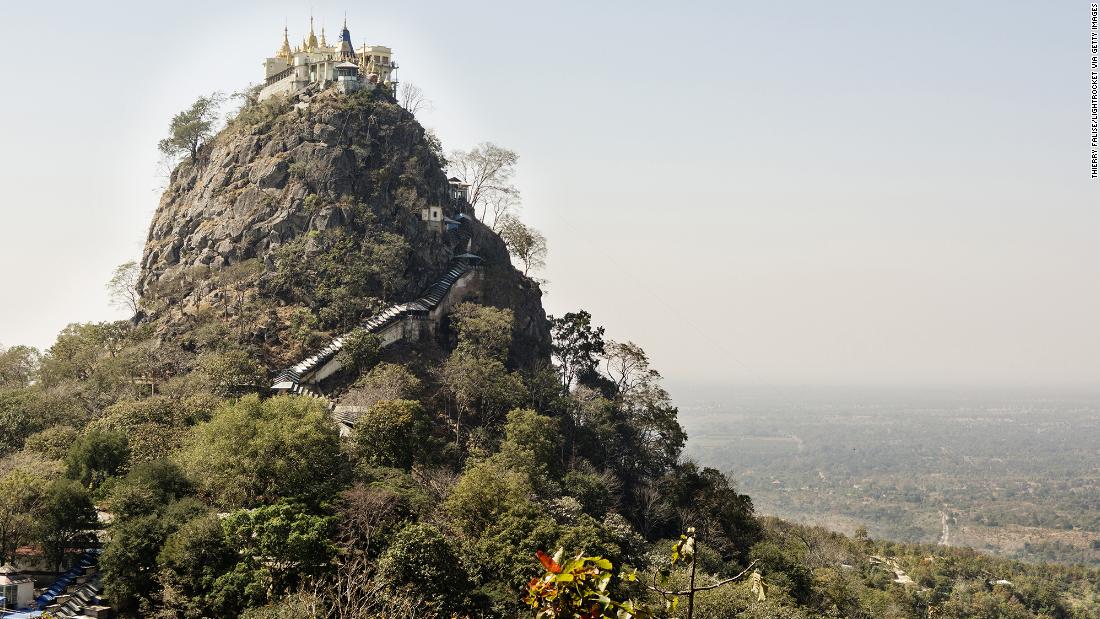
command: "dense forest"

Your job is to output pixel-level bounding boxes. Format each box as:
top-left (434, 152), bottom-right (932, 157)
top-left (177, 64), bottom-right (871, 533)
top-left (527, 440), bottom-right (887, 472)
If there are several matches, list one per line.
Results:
top-left (2, 87), bottom-right (1100, 618)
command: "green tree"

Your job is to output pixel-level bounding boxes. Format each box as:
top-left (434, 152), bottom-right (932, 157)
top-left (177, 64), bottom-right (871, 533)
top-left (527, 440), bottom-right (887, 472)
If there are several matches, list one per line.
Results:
top-left (494, 408), bottom-right (562, 490)
top-left (22, 425), bottom-right (81, 460)
top-left (100, 497), bottom-right (206, 615)
top-left (353, 399), bottom-right (431, 469)
top-left (562, 469), bottom-right (619, 518)
top-left (445, 459), bottom-right (531, 539)
top-left (0, 390), bottom-right (36, 456)
top-left (588, 339), bottom-right (686, 492)
top-left (498, 214), bottom-right (548, 277)
top-left (106, 460), bottom-right (192, 522)
top-left (64, 428), bottom-right (131, 490)
top-left (333, 329), bottom-right (382, 376)
top-left (441, 351), bottom-right (526, 446)
top-left (157, 514), bottom-right (238, 617)
top-left (452, 302), bottom-right (514, 361)
top-left (221, 502), bottom-right (336, 602)
top-left (38, 321), bottom-right (135, 406)
top-left (656, 464), bottom-right (759, 563)
top-left (344, 362), bottom-right (422, 408)
top-left (377, 522), bottom-right (471, 612)
top-left (195, 349), bottom-right (266, 397)
top-left (37, 478), bottom-right (98, 571)
top-left (0, 467), bottom-right (47, 564)
top-left (96, 395), bottom-right (218, 464)
top-left (0, 344), bottom-right (41, 390)
top-left (616, 382), bottom-right (686, 483)
top-left (158, 92), bottom-right (224, 161)
top-left (549, 311), bottom-right (606, 390)
top-left (180, 394), bottom-right (344, 508)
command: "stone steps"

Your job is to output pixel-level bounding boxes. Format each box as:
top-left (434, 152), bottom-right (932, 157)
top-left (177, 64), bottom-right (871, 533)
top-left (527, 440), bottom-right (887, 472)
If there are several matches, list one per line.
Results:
top-left (270, 216), bottom-right (480, 396)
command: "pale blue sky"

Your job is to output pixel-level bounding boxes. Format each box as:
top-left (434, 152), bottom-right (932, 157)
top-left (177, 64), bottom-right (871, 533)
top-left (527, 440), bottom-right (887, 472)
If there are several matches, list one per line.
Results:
top-left (0, 1), bottom-right (1097, 387)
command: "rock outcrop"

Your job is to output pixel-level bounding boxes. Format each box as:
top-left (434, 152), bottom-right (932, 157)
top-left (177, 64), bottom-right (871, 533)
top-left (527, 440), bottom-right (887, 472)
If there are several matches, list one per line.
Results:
top-left (139, 87), bottom-right (550, 370)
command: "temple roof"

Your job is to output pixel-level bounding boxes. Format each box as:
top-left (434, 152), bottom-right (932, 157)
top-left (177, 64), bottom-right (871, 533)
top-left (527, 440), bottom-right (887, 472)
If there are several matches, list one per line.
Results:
top-left (305, 15), bottom-right (318, 50)
top-left (337, 17), bottom-right (357, 60)
top-left (277, 26), bottom-right (292, 59)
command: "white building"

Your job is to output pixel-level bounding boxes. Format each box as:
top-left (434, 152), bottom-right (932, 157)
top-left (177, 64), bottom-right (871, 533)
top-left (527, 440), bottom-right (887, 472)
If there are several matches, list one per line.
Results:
top-left (0, 564), bottom-right (34, 610)
top-left (259, 17), bottom-right (397, 101)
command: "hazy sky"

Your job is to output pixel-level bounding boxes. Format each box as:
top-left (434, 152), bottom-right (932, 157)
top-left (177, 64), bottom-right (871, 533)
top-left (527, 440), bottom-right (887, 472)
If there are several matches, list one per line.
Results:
top-left (0, 1), bottom-right (1097, 389)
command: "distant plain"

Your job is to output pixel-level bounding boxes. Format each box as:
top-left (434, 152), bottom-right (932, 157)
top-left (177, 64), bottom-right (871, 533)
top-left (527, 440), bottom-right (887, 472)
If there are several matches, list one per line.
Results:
top-left (678, 386), bottom-right (1100, 566)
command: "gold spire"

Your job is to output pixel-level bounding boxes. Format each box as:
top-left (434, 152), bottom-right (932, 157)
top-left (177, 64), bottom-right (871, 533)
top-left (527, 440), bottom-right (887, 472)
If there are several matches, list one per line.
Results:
top-left (277, 25), bottom-right (292, 60)
top-left (320, 26), bottom-right (328, 47)
top-left (306, 14), bottom-right (318, 50)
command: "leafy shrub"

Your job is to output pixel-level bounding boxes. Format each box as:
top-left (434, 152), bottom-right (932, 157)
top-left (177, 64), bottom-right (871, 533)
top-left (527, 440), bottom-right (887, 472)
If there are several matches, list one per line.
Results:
top-left (22, 426), bottom-right (80, 460)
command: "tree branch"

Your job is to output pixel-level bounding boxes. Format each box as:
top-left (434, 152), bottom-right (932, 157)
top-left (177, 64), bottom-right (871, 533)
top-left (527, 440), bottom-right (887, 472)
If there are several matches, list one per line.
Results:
top-left (644, 560), bottom-right (759, 597)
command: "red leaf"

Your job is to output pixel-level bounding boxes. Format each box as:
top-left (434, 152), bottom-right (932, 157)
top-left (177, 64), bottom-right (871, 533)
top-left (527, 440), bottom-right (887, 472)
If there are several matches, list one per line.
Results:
top-left (536, 549), bottom-right (562, 573)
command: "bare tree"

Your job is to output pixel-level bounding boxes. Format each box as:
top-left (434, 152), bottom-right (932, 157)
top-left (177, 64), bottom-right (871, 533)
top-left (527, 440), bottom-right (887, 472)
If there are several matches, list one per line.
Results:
top-left (447, 142), bottom-right (520, 228)
top-left (645, 528), bottom-right (762, 618)
top-left (635, 484), bottom-right (670, 539)
top-left (107, 261), bottom-right (141, 315)
top-left (498, 214), bottom-right (547, 277)
top-left (398, 82), bottom-right (431, 115)
top-left (336, 484), bottom-right (406, 559)
top-left (299, 553), bottom-right (437, 619)
top-left (604, 340), bottom-right (661, 395)
top-left (482, 191), bottom-right (522, 233)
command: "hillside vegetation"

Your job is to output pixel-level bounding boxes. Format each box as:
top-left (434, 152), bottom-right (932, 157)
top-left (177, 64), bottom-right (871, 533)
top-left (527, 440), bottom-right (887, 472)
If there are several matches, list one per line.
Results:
top-left (1, 87), bottom-right (1098, 618)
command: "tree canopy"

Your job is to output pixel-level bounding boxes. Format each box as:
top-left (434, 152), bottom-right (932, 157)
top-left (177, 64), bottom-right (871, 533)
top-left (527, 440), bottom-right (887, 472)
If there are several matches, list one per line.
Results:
top-left (158, 92), bottom-right (225, 161)
top-left (180, 395), bottom-right (344, 508)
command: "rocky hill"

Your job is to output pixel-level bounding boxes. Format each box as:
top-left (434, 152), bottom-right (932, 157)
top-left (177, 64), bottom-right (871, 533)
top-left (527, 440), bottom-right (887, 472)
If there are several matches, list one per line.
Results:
top-left (138, 87), bottom-right (548, 370)
top-left (4, 83), bottom-right (1100, 619)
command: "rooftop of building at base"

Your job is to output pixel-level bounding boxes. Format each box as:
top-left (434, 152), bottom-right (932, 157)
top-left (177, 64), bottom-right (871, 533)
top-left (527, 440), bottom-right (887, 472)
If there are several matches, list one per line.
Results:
top-left (258, 14), bottom-right (398, 102)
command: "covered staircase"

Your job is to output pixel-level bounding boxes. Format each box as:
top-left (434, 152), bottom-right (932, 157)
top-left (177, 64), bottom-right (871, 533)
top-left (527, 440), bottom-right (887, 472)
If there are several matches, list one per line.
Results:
top-left (271, 213), bottom-right (480, 403)
top-left (34, 550), bottom-right (109, 619)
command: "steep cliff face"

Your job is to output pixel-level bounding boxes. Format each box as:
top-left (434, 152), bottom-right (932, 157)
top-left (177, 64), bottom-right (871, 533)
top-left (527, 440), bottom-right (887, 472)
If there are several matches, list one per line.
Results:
top-left (139, 87), bottom-right (549, 369)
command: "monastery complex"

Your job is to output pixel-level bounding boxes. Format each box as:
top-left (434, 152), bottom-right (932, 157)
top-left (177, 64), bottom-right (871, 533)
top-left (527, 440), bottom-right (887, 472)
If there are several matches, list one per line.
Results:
top-left (259, 17), bottom-right (396, 101)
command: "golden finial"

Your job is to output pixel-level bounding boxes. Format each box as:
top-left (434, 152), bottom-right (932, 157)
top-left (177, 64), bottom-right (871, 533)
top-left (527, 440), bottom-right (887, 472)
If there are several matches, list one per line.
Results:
top-left (306, 13), bottom-right (319, 50)
top-left (278, 24), bottom-right (292, 59)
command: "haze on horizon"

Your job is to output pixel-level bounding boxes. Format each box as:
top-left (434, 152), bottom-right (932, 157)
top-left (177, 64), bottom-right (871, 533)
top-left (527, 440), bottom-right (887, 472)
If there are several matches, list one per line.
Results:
top-left (0, 0), bottom-right (1096, 390)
